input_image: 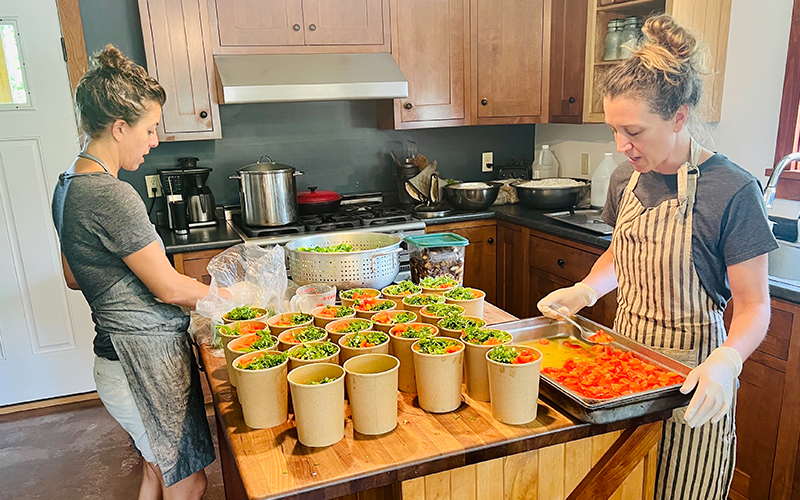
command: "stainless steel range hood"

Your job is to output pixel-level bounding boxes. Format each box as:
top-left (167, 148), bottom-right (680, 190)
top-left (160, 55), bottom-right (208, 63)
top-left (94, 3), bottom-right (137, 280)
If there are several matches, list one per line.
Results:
top-left (214, 53), bottom-right (408, 104)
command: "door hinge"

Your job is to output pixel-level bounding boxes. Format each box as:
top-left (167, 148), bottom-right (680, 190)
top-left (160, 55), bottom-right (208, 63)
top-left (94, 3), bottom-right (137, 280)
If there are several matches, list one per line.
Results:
top-left (60, 37), bottom-right (68, 62)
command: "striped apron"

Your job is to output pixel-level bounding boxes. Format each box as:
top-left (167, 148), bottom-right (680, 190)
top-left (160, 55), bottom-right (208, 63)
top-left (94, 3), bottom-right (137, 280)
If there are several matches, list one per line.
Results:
top-left (611, 139), bottom-right (736, 500)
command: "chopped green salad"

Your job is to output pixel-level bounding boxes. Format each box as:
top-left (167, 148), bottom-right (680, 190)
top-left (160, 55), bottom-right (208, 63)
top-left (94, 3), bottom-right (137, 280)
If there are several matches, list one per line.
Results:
top-left (383, 281), bottom-right (422, 296)
top-left (339, 288), bottom-right (375, 299)
top-left (331, 319), bottom-right (372, 333)
top-left (414, 337), bottom-right (461, 355)
top-left (438, 314), bottom-right (485, 331)
top-left (487, 345), bottom-right (521, 364)
top-left (238, 352), bottom-right (287, 370)
top-left (241, 334), bottom-right (279, 352)
top-left (345, 331), bottom-right (388, 348)
top-left (404, 294), bottom-right (446, 306)
top-left (289, 342), bottom-right (338, 360)
top-left (298, 243), bottom-right (354, 253)
top-left (394, 323), bottom-right (436, 339)
top-left (225, 305), bottom-right (262, 320)
top-left (355, 298), bottom-right (394, 311)
top-left (307, 376), bottom-right (338, 385)
top-left (422, 304), bottom-right (464, 317)
top-left (419, 275), bottom-right (459, 288)
top-left (462, 328), bottom-right (512, 345)
top-left (292, 326), bottom-right (327, 343)
top-left (373, 311), bottom-right (416, 324)
top-left (444, 287), bottom-right (480, 301)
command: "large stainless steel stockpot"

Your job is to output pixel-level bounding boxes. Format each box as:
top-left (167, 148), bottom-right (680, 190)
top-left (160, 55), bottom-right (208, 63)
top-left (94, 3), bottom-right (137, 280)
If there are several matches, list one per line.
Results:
top-left (231, 155), bottom-right (304, 226)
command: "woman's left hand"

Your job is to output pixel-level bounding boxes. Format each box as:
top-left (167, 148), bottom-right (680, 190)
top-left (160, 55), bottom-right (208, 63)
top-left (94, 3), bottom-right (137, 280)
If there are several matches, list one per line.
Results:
top-left (680, 346), bottom-right (742, 427)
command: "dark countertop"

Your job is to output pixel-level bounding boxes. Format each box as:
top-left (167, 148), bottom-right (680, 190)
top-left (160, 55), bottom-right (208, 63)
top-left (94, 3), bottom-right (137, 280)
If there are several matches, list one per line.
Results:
top-left (158, 220), bottom-right (242, 254)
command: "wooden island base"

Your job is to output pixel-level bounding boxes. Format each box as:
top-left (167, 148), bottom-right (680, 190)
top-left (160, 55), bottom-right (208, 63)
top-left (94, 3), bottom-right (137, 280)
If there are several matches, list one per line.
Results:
top-left (199, 304), bottom-right (669, 500)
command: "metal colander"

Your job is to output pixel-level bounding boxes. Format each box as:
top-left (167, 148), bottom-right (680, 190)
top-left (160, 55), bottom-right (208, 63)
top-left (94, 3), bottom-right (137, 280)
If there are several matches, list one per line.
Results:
top-left (285, 232), bottom-right (402, 290)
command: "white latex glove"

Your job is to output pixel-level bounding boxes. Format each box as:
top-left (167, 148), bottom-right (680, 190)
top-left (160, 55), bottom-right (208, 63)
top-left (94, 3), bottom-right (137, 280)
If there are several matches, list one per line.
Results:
top-left (680, 346), bottom-right (742, 428)
top-left (537, 282), bottom-right (598, 318)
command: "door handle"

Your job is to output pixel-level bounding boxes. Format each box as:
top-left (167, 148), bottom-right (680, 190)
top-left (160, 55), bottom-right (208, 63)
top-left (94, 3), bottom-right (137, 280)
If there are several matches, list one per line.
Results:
top-left (488, 237), bottom-right (494, 244)
top-left (309, 24), bottom-right (317, 31)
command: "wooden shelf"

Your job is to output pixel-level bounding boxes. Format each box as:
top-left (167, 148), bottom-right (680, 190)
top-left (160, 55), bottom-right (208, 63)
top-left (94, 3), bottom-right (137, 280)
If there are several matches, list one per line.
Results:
top-left (597, 0), bottom-right (664, 13)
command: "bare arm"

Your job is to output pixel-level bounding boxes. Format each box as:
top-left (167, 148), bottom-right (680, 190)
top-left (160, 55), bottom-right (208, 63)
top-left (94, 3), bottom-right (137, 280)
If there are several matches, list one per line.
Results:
top-left (580, 245), bottom-right (619, 298)
top-left (122, 241), bottom-right (209, 309)
top-left (61, 253), bottom-right (80, 290)
top-left (722, 254), bottom-right (771, 361)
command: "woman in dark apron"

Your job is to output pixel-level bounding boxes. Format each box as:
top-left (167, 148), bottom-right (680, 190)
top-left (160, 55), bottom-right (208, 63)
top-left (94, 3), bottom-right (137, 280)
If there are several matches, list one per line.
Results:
top-left (538, 15), bottom-right (777, 500)
top-left (52, 45), bottom-right (215, 499)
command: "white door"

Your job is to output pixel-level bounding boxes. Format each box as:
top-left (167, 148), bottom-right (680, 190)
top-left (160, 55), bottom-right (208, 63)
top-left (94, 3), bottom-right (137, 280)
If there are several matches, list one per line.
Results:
top-left (0, 0), bottom-right (95, 405)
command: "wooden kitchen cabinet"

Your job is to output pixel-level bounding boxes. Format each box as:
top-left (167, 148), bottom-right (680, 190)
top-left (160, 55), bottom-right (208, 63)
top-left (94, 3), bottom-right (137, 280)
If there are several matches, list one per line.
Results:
top-left (549, 0), bottom-right (588, 123)
top-left (496, 221), bottom-right (529, 318)
top-left (377, 0), bottom-right (470, 129)
top-left (583, 0), bottom-right (731, 123)
top-left (138, 0), bottom-right (222, 141)
top-left (172, 248), bottom-right (225, 284)
top-left (470, 0), bottom-right (550, 125)
top-left (209, 0), bottom-right (390, 53)
top-left (426, 220), bottom-right (497, 305)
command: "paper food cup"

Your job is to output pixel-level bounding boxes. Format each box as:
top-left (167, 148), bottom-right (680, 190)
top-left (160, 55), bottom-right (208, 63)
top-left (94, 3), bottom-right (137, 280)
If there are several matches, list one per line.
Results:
top-left (311, 305), bottom-right (355, 328)
top-left (369, 310), bottom-right (418, 334)
top-left (278, 326), bottom-right (328, 351)
top-left (222, 307), bottom-right (268, 324)
top-left (217, 320), bottom-right (268, 348)
top-left (401, 294), bottom-right (446, 317)
top-left (411, 339), bottom-right (464, 413)
top-left (388, 323), bottom-right (439, 393)
top-left (224, 332), bottom-right (278, 387)
top-left (233, 350), bottom-right (289, 429)
top-left (325, 319), bottom-right (373, 347)
top-left (338, 332), bottom-right (390, 364)
top-left (380, 287), bottom-right (421, 311)
top-left (286, 342), bottom-right (340, 371)
top-left (419, 305), bottom-right (466, 326)
top-left (339, 288), bottom-right (380, 308)
top-left (353, 299), bottom-right (396, 319)
top-left (343, 354), bottom-right (400, 435)
top-left (287, 363), bottom-right (346, 447)
top-left (267, 312), bottom-right (313, 337)
top-left (461, 333), bottom-right (512, 402)
top-left (436, 316), bottom-right (486, 339)
top-left (486, 345), bottom-right (542, 424)
top-left (444, 289), bottom-right (486, 318)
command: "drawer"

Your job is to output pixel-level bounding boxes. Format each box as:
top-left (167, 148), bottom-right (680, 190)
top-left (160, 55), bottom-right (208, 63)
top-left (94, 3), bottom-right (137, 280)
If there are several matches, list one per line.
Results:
top-left (758, 305), bottom-right (793, 361)
top-left (529, 234), bottom-right (599, 283)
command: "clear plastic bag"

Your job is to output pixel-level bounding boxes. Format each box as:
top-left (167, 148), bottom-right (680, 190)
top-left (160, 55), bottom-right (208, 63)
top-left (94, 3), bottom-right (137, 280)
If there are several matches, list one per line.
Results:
top-left (191, 243), bottom-right (288, 350)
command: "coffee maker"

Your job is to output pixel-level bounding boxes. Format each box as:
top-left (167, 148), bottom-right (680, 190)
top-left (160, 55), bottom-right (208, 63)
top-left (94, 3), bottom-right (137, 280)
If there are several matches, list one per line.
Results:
top-left (159, 158), bottom-right (217, 233)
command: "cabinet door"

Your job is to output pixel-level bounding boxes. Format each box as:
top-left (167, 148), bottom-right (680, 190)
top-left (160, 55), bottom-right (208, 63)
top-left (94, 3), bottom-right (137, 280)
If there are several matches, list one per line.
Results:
top-left (213, 0), bottom-right (306, 47)
top-left (496, 223), bottom-right (528, 318)
top-left (303, 0), bottom-right (385, 45)
top-left (393, 0), bottom-right (468, 125)
top-left (472, 0), bottom-right (548, 123)
top-left (139, 0), bottom-right (221, 140)
top-left (426, 223), bottom-right (497, 304)
top-left (549, 0), bottom-right (586, 123)
top-left (173, 249), bottom-right (224, 285)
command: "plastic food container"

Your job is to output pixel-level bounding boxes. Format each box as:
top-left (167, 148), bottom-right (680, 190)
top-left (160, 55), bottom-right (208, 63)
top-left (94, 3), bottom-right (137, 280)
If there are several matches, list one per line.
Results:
top-left (405, 233), bottom-right (469, 285)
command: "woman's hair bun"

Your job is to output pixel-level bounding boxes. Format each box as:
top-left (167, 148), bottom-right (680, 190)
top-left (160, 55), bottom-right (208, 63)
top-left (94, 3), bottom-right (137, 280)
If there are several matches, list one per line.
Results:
top-left (641, 14), bottom-right (697, 64)
top-left (93, 44), bottom-right (134, 73)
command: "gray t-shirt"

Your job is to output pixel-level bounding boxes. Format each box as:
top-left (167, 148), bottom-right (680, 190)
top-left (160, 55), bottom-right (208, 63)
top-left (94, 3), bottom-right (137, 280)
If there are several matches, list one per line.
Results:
top-left (52, 172), bottom-right (187, 360)
top-left (602, 153), bottom-right (777, 307)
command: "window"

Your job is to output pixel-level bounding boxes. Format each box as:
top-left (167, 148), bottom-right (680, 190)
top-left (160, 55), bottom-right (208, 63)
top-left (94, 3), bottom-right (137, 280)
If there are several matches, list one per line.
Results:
top-left (0, 19), bottom-right (28, 107)
top-left (769, 0), bottom-right (800, 200)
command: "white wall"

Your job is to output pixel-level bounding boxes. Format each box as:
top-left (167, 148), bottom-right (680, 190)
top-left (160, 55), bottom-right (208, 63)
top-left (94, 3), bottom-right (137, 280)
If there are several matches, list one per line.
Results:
top-left (536, 0), bottom-right (795, 194)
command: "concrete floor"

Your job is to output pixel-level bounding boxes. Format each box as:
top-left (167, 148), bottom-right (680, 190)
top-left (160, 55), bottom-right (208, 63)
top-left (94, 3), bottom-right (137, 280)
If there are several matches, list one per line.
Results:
top-left (0, 399), bottom-right (225, 499)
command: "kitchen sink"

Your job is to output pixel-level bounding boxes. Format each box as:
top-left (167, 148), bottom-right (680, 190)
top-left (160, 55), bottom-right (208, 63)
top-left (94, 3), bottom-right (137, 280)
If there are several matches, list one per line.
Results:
top-left (769, 240), bottom-right (800, 286)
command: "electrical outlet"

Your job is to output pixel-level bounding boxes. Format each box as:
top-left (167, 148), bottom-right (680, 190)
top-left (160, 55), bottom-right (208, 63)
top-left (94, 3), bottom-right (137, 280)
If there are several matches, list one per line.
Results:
top-left (482, 152), bottom-right (494, 172)
top-left (145, 175), bottom-right (162, 198)
top-left (581, 153), bottom-right (590, 175)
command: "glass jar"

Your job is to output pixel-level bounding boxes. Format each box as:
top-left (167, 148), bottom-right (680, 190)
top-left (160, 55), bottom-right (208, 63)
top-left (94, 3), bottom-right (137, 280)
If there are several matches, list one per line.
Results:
top-left (603, 19), bottom-right (624, 61)
top-left (619, 16), bottom-right (643, 59)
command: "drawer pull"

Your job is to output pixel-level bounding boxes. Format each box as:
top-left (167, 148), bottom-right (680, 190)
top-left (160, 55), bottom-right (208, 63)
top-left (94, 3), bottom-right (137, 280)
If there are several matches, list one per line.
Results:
top-left (488, 237), bottom-right (494, 244)
top-left (404, 102), bottom-right (413, 110)
top-left (557, 258), bottom-right (565, 268)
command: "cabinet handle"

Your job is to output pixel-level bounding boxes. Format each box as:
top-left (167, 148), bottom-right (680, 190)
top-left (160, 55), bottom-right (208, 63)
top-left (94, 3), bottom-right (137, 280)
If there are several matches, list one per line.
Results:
top-left (404, 102), bottom-right (413, 110)
top-left (293, 24), bottom-right (301, 31)
top-left (557, 258), bottom-right (565, 268)
top-left (309, 24), bottom-right (317, 31)
top-left (568, 97), bottom-right (576, 104)
top-left (199, 110), bottom-right (208, 119)
top-left (481, 98), bottom-right (488, 106)
top-left (488, 237), bottom-right (494, 244)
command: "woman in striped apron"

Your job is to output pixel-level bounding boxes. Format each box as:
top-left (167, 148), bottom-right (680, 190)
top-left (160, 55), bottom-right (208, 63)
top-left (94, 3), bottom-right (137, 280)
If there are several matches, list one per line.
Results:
top-left (538, 15), bottom-right (776, 500)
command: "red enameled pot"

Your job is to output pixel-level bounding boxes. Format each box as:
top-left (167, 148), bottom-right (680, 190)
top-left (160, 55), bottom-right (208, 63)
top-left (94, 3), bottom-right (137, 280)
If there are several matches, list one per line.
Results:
top-left (297, 186), bottom-right (343, 215)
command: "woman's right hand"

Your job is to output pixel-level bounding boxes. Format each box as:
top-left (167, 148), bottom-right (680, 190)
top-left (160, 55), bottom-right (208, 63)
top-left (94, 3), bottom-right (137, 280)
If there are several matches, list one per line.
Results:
top-left (537, 282), bottom-right (598, 318)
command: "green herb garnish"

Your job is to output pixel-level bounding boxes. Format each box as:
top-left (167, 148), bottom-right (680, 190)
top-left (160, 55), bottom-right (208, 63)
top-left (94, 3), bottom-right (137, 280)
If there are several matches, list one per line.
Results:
top-left (331, 319), bottom-right (372, 333)
top-left (291, 326), bottom-right (327, 343)
top-left (239, 334), bottom-right (279, 352)
top-left (225, 306), bottom-right (261, 321)
top-left (422, 304), bottom-right (464, 317)
top-left (340, 288), bottom-right (376, 299)
top-left (289, 342), bottom-right (338, 360)
top-left (307, 376), bottom-right (338, 385)
top-left (462, 328), bottom-right (512, 345)
top-left (383, 281), bottom-right (422, 296)
top-left (414, 337), bottom-right (460, 355)
top-left (373, 311), bottom-right (416, 324)
top-left (487, 345), bottom-right (520, 364)
top-left (438, 314), bottom-right (485, 331)
top-left (444, 287), bottom-right (480, 301)
top-left (335, 306), bottom-right (354, 317)
top-left (355, 298), bottom-right (394, 311)
top-left (238, 352), bottom-right (287, 370)
top-left (419, 275), bottom-right (459, 288)
top-left (298, 243), bottom-right (354, 253)
top-left (345, 331), bottom-right (388, 348)
top-left (395, 324), bottom-right (435, 339)
top-left (404, 294), bottom-right (446, 306)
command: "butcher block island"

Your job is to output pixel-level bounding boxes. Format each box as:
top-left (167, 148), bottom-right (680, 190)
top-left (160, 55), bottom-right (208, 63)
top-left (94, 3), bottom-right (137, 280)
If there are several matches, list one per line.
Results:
top-left (198, 303), bottom-right (673, 500)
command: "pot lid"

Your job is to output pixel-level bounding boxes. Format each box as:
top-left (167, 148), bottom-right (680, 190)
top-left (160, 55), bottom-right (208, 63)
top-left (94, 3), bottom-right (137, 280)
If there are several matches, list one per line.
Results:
top-left (239, 155), bottom-right (294, 174)
top-left (297, 186), bottom-right (342, 204)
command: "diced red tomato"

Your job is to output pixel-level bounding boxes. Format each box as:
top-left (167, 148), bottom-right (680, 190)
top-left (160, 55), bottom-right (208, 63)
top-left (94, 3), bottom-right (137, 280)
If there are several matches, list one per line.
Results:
top-left (445, 344), bottom-right (461, 353)
top-left (317, 307), bottom-right (338, 318)
top-left (360, 340), bottom-right (375, 348)
top-left (538, 339), bottom-right (550, 346)
top-left (587, 330), bottom-right (614, 344)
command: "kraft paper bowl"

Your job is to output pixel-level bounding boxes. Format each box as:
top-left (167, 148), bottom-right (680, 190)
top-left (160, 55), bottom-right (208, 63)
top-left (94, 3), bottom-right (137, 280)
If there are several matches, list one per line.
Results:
top-left (388, 323), bottom-right (439, 393)
top-left (233, 350), bottom-right (289, 429)
top-left (224, 332), bottom-right (278, 387)
top-left (444, 289), bottom-right (486, 318)
top-left (486, 345), bottom-right (542, 425)
top-left (411, 339), bottom-right (465, 413)
top-left (343, 354), bottom-right (400, 435)
top-left (287, 363), bottom-right (346, 447)
top-left (338, 332), bottom-right (391, 364)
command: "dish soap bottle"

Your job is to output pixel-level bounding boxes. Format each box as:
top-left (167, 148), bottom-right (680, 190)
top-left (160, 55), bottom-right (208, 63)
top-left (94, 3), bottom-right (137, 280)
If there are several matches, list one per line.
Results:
top-left (591, 153), bottom-right (618, 208)
top-left (531, 145), bottom-right (560, 179)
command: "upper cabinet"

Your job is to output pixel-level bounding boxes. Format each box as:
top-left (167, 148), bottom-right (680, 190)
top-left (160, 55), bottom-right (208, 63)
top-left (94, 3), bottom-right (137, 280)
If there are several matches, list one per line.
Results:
top-left (139, 0), bottom-right (222, 141)
top-left (583, 0), bottom-right (731, 123)
top-left (209, 0), bottom-right (390, 53)
top-left (549, 0), bottom-right (587, 123)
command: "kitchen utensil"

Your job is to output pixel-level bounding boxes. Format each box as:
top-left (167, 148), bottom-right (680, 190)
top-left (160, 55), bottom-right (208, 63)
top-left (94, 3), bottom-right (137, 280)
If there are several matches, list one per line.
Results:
top-left (160, 159), bottom-right (217, 229)
top-left (405, 180), bottom-right (427, 203)
top-left (548, 305), bottom-right (601, 344)
top-left (413, 204), bottom-right (453, 218)
top-left (429, 174), bottom-right (440, 205)
top-left (396, 161), bottom-right (419, 207)
top-left (407, 140), bottom-right (418, 161)
top-left (187, 173), bottom-right (216, 223)
top-left (290, 283), bottom-right (337, 313)
top-left (285, 232), bottom-right (402, 290)
top-left (511, 178), bottom-right (590, 210)
top-left (230, 155), bottom-right (304, 227)
top-left (297, 186), bottom-right (342, 215)
top-left (495, 316), bottom-right (692, 424)
top-left (443, 181), bottom-right (503, 211)
top-left (390, 151), bottom-right (404, 168)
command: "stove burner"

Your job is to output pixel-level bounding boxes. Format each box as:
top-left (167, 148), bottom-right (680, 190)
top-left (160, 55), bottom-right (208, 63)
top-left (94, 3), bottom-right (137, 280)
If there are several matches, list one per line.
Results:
top-left (231, 214), bottom-right (306, 238)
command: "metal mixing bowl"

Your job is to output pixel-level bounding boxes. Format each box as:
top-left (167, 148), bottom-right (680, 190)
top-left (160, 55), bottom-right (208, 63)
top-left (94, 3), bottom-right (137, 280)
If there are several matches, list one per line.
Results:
top-left (511, 179), bottom-right (591, 210)
top-left (443, 182), bottom-right (502, 211)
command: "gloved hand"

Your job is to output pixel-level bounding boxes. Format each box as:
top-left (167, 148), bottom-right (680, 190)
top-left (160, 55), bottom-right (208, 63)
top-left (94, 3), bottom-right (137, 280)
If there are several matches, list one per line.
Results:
top-left (680, 346), bottom-right (743, 427)
top-left (537, 282), bottom-right (598, 318)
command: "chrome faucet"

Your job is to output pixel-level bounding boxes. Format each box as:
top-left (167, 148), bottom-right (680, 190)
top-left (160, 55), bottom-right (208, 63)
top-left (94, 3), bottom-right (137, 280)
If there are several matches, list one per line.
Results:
top-left (764, 152), bottom-right (800, 210)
